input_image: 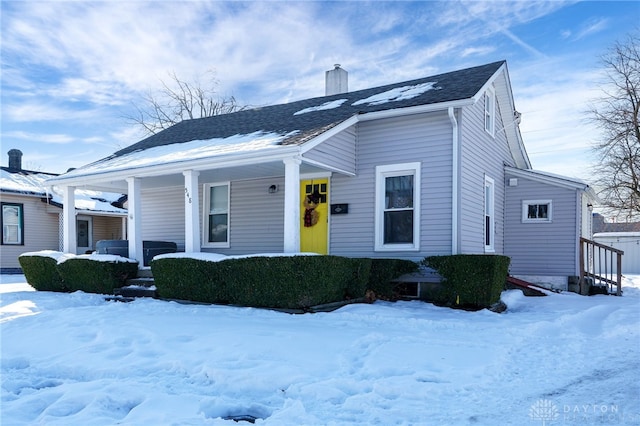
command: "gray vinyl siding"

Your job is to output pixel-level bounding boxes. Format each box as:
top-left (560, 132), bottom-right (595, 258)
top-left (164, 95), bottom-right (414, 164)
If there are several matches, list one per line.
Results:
top-left (1, 194), bottom-right (59, 269)
top-left (304, 127), bottom-right (356, 174)
top-left (504, 176), bottom-right (578, 276)
top-left (208, 177), bottom-right (286, 255)
top-left (140, 178), bottom-right (287, 254)
top-left (458, 87), bottom-right (515, 254)
top-left (330, 111), bottom-right (453, 261)
top-left (141, 186), bottom-right (186, 250)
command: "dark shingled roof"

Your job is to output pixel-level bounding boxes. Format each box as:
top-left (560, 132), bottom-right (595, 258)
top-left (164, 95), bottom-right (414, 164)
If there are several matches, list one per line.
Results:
top-left (593, 213), bottom-right (640, 233)
top-left (113, 61), bottom-right (506, 158)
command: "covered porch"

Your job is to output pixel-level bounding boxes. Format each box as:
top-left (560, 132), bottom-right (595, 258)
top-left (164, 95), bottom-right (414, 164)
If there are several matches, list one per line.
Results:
top-left (51, 148), bottom-right (354, 266)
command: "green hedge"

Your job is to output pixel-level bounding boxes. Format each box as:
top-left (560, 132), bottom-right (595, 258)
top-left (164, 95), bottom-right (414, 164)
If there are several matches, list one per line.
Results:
top-left (423, 255), bottom-right (510, 310)
top-left (151, 257), bottom-right (230, 304)
top-left (152, 255), bottom-right (372, 309)
top-left (367, 258), bottom-right (419, 299)
top-left (57, 257), bottom-right (138, 294)
top-left (19, 252), bottom-right (67, 292)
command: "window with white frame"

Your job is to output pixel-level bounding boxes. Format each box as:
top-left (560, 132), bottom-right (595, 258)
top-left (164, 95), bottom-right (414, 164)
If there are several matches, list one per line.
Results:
top-left (484, 88), bottom-right (495, 136)
top-left (484, 176), bottom-right (495, 252)
top-left (522, 200), bottom-right (552, 223)
top-left (375, 162), bottom-right (421, 251)
top-left (2, 202), bottom-right (24, 245)
top-left (203, 183), bottom-right (230, 247)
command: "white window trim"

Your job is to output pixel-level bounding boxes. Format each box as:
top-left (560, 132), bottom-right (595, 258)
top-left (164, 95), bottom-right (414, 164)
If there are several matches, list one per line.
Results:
top-left (202, 182), bottom-right (230, 248)
top-left (522, 200), bottom-right (553, 223)
top-left (484, 176), bottom-right (495, 253)
top-left (484, 88), bottom-right (495, 137)
top-left (374, 162), bottom-right (421, 252)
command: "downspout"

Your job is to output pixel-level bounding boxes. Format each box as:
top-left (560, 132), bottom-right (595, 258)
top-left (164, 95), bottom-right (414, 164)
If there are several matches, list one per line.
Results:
top-left (448, 107), bottom-right (460, 254)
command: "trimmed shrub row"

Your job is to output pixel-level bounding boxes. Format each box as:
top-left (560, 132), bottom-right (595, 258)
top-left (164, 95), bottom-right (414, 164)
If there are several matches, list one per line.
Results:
top-left (152, 255), bottom-right (374, 309)
top-left (423, 254), bottom-right (510, 310)
top-left (19, 252), bottom-right (138, 294)
top-left (18, 252), bottom-right (67, 292)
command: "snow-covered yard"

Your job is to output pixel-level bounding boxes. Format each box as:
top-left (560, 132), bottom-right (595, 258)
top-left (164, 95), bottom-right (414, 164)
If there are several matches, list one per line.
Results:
top-left (1, 274), bottom-right (639, 425)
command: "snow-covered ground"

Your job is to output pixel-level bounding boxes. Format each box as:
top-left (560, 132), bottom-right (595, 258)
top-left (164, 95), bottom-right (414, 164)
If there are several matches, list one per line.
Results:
top-left (1, 274), bottom-right (639, 425)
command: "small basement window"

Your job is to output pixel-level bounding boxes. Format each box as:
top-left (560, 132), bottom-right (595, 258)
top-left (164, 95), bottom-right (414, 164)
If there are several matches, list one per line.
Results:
top-left (522, 200), bottom-right (552, 223)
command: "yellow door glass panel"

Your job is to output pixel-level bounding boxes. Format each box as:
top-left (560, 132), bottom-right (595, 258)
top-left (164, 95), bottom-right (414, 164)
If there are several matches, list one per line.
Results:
top-left (300, 178), bottom-right (328, 254)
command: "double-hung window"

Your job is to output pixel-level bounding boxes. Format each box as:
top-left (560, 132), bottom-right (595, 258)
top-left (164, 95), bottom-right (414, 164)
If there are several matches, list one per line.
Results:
top-left (484, 88), bottom-right (495, 136)
top-left (375, 162), bottom-right (421, 251)
top-left (484, 176), bottom-right (495, 252)
top-left (2, 202), bottom-right (24, 245)
top-left (203, 183), bottom-right (230, 247)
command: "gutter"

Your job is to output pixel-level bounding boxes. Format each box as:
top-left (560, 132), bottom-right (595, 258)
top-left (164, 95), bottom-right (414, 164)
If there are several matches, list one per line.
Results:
top-left (448, 107), bottom-right (460, 254)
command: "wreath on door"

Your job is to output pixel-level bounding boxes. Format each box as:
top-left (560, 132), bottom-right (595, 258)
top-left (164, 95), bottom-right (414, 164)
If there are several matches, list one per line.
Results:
top-left (303, 191), bottom-right (321, 227)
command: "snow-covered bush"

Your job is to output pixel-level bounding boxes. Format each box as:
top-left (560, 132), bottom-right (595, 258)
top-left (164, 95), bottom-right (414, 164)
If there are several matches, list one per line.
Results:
top-left (57, 254), bottom-right (138, 295)
top-left (18, 251), bottom-right (68, 292)
top-left (423, 254), bottom-right (510, 310)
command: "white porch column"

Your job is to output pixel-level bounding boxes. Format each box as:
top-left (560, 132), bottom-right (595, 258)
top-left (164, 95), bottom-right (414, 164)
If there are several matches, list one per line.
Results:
top-left (121, 217), bottom-right (127, 239)
top-left (62, 185), bottom-right (77, 254)
top-left (183, 170), bottom-right (201, 253)
top-left (283, 157), bottom-right (301, 253)
top-left (126, 177), bottom-right (143, 265)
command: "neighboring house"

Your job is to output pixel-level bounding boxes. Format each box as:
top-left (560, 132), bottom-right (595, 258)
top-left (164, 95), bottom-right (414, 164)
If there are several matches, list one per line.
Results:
top-left (592, 213), bottom-right (640, 274)
top-left (0, 149), bottom-right (127, 272)
top-left (592, 212), bottom-right (640, 233)
top-left (47, 61), bottom-right (597, 290)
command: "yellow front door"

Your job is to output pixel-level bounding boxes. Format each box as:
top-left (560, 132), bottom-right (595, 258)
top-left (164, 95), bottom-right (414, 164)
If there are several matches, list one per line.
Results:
top-left (300, 178), bottom-right (329, 254)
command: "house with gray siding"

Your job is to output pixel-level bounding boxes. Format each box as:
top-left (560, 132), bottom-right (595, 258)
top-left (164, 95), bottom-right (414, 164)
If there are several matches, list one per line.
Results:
top-left (46, 61), bottom-right (597, 291)
top-left (1, 149), bottom-right (127, 272)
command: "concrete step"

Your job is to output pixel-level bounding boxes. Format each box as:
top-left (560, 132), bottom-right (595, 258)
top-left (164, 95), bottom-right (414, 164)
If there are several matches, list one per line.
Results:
top-left (136, 268), bottom-right (154, 278)
top-left (114, 276), bottom-right (156, 298)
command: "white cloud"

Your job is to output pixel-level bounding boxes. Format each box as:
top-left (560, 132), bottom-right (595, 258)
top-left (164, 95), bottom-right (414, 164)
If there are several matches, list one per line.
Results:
top-left (2, 131), bottom-right (75, 145)
top-left (0, 0), bottom-right (635, 180)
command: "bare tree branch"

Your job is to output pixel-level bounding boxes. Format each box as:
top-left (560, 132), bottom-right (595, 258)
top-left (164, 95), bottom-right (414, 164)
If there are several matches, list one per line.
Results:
top-left (590, 30), bottom-right (640, 219)
top-left (124, 70), bottom-right (247, 136)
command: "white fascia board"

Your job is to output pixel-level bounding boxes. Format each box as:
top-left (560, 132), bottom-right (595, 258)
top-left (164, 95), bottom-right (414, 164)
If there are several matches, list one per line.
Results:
top-left (46, 146), bottom-right (302, 187)
top-left (356, 99), bottom-right (473, 122)
top-left (470, 62), bottom-right (507, 104)
top-left (75, 209), bottom-right (128, 217)
top-left (477, 63), bottom-right (531, 169)
top-left (0, 190), bottom-right (47, 199)
top-left (299, 116), bottom-right (359, 153)
top-left (505, 166), bottom-right (590, 191)
top-left (300, 157), bottom-right (355, 176)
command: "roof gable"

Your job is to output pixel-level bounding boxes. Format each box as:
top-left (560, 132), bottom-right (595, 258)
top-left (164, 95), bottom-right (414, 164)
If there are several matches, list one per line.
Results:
top-left (112, 61), bottom-right (506, 158)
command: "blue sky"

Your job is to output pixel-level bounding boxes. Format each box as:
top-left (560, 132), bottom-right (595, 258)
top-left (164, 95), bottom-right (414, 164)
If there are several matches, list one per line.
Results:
top-left (1, 1), bottom-right (638, 182)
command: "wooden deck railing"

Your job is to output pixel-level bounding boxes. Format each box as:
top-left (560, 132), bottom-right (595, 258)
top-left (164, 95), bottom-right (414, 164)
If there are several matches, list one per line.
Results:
top-left (579, 237), bottom-right (624, 296)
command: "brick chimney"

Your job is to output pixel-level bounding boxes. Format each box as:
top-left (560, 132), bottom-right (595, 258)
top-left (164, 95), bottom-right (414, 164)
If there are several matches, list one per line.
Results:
top-left (325, 64), bottom-right (348, 96)
top-left (8, 149), bottom-right (23, 170)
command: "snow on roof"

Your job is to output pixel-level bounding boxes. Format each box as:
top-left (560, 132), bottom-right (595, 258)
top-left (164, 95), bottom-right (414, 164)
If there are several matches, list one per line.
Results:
top-left (0, 169), bottom-right (56, 195)
top-left (63, 130), bottom-right (296, 179)
top-left (293, 99), bottom-right (348, 115)
top-left (352, 82), bottom-right (440, 106)
top-left (1, 168), bottom-right (125, 214)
